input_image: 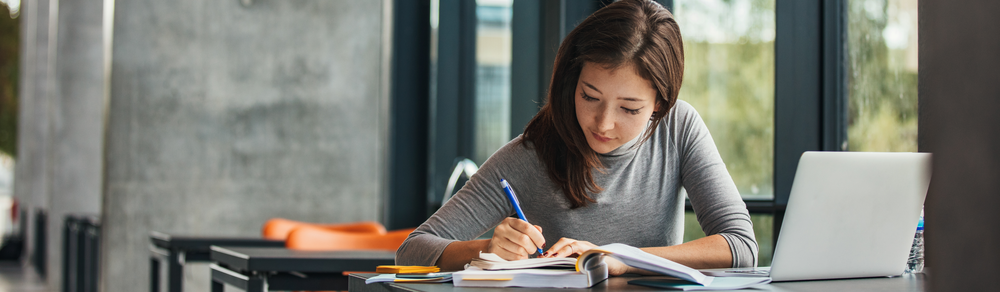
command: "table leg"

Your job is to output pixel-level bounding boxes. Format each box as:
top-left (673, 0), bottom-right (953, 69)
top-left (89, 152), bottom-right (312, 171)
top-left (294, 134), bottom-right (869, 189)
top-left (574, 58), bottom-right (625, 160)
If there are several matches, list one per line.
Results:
top-left (168, 250), bottom-right (184, 292)
top-left (248, 276), bottom-right (265, 292)
top-left (211, 279), bottom-right (224, 292)
top-left (149, 257), bottom-right (160, 292)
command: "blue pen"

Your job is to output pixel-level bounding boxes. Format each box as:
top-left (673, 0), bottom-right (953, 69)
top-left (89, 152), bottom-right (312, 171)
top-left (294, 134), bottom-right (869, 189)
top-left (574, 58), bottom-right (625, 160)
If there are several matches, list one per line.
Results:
top-left (500, 178), bottom-right (545, 255)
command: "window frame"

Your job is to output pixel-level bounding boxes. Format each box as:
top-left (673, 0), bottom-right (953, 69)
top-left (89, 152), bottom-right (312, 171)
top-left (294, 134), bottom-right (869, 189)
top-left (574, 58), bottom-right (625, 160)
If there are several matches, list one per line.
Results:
top-left (385, 0), bottom-right (433, 230)
top-left (772, 0), bottom-right (847, 243)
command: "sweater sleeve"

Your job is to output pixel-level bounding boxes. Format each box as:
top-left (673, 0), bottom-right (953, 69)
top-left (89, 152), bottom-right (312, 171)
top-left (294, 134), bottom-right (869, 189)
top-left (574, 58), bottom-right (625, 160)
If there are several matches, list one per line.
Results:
top-left (394, 139), bottom-right (523, 266)
top-left (672, 101), bottom-right (759, 268)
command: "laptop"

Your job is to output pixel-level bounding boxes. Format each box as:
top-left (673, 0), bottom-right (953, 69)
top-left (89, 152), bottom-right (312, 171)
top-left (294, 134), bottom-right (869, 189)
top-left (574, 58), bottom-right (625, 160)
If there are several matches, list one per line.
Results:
top-left (701, 151), bottom-right (931, 281)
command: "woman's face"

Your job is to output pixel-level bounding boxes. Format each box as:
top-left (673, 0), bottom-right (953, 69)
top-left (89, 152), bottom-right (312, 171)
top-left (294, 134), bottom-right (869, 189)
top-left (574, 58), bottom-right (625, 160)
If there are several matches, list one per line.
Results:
top-left (575, 62), bottom-right (659, 154)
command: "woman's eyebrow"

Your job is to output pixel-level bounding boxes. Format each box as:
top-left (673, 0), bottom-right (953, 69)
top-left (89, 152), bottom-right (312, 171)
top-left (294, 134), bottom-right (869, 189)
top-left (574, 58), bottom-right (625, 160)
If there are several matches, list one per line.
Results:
top-left (582, 80), bottom-right (644, 102)
top-left (582, 81), bottom-right (603, 94)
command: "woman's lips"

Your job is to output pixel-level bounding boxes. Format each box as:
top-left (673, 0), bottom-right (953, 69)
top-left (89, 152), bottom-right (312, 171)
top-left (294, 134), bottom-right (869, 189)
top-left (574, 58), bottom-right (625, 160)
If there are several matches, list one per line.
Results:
top-left (592, 132), bottom-right (612, 142)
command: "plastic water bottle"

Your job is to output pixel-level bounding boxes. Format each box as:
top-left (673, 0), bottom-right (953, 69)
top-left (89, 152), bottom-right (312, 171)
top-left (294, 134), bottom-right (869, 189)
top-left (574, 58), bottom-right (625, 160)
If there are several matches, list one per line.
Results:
top-left (905, 212), bottom-right (924, 274)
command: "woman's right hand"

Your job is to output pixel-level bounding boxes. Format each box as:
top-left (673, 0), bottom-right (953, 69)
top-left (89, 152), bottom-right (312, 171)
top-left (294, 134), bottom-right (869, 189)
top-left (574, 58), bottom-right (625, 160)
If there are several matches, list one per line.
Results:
top-left (486, 217), bottom-right (546, 260)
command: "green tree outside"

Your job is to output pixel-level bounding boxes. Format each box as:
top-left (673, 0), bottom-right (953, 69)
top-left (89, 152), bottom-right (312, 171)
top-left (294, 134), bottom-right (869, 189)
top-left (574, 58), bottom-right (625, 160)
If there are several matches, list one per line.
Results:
top-left (675, 0), bottom-right (919, 266)
top-left (847, 0), bottom-right (918, 152)
top-left (675, 0), bottom-right (776, 266)
top-left (677, 0), bottom-right (775, 199)
top-left (0, 4), bottom-right (18, 157)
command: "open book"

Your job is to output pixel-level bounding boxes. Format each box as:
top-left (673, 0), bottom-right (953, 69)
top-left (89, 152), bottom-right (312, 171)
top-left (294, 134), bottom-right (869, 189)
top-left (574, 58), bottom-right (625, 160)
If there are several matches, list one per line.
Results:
top-left (453, 243), bottom-right (770, 290)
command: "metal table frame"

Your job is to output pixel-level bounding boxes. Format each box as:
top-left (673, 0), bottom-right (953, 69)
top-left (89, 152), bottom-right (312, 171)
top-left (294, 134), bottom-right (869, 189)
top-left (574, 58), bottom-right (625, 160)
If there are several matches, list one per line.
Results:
top-left (209, 246), bottom-right (396, 292)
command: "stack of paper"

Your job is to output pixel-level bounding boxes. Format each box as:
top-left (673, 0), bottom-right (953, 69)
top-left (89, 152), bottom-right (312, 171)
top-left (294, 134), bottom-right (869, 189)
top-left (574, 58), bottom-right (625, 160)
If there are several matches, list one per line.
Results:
top-left (454, 252), bottom-right (609, 288)
top-left (453, 267), bottom-right (607, 288)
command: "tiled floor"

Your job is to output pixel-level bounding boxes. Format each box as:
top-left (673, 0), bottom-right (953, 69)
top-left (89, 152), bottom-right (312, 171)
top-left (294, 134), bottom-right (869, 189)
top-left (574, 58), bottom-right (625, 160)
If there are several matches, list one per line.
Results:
top-left (0, 261), bottom-right (49, 292)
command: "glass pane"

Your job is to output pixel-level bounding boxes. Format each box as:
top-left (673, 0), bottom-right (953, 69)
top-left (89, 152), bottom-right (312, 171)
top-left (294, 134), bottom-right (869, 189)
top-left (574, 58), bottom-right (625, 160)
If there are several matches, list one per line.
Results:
top-left (685, 211), bottom-right (774, 266)
top-left (847, 0), bottom-right (917, 152)
top-left (473, 0), bottom-right (513, 164)
top-left (674, 0), bottom-right (776, 199)
top-left (847, 0), bottom-right (918, 152)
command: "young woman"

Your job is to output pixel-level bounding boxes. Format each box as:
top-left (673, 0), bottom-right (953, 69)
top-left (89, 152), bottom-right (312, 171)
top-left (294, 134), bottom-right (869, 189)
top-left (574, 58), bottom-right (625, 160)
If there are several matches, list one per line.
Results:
top-left (396, 0), bottom-right (757, 275)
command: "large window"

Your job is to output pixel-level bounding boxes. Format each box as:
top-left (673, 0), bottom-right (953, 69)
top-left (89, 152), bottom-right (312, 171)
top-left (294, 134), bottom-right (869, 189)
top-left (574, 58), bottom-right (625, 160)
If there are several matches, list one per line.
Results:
top-left (675, 0), bottom-right (775, 200)
top-left (399, 0), bottom-right (920, 259)
top-left (473, 0), bottom-right (513, 164)
top-left (675, 0), bottom-right (776, 266)
top-left (847, 0), bottom-right (918, 152)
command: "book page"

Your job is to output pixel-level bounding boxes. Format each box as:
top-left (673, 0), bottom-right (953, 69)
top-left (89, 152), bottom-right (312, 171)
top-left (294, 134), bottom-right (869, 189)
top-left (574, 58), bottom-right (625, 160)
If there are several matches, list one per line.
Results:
top-left (577, 243), bottom-right (711, 285)
top-left (471, 252), bottom-right (577, 270)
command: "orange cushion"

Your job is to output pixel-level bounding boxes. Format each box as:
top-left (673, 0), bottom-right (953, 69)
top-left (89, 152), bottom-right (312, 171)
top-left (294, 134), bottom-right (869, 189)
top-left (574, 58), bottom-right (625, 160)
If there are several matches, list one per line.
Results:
top-left (285, 225), bottom-right (414, 251)
top-left (261, 218), bottom-right (387, 240)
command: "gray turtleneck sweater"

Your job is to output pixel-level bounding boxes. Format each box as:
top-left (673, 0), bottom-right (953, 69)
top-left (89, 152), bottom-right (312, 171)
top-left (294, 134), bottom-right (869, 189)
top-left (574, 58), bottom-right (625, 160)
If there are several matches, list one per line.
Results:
top-left (396, 100), bottom-right (758, 268)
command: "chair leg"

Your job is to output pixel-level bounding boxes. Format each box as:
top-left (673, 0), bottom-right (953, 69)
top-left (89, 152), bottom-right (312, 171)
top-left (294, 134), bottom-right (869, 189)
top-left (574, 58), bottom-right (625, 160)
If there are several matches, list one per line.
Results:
top-left (168, 251), bottom-right (183, 292)
top-left (149, 257), bottom-right (160, 292)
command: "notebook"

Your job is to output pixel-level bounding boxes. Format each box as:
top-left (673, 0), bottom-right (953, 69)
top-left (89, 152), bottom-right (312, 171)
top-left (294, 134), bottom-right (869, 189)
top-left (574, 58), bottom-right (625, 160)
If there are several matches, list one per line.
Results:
top-left (365, 272), bottom-right (454, 284)
top-left (374, 265), bottom-right (440, 274)
top-left (700, 151), bottom-right (931, 282)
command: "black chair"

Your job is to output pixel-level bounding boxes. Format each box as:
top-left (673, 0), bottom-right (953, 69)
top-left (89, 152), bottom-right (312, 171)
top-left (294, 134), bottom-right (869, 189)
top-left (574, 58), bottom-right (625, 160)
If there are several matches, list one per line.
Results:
top-left (62, 215), bottom-right (100, 292)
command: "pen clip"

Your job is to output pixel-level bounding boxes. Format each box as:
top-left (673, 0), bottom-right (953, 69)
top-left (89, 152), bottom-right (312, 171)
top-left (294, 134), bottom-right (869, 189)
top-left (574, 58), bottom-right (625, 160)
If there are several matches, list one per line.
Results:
top-left (501, 179), bottom-right (521, 205)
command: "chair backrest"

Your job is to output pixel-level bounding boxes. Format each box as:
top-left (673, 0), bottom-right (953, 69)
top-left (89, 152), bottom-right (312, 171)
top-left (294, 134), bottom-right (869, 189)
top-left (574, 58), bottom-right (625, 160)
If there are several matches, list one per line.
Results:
top-left (442, 158), bottom-right (479, 205)
top-left (261, 218), bottom-right (387, 240)
top-left (285, 225), bottom-right (416, 251)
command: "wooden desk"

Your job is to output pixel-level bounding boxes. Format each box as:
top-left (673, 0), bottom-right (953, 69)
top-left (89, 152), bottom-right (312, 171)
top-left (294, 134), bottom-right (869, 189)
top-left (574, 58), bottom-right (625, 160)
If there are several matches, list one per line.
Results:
top-left (149, 232), bottom-right (285, 292)
top-left (349, 272), bottom-right (926, 292)
top-left (210, 246), bottom-right (396, 292)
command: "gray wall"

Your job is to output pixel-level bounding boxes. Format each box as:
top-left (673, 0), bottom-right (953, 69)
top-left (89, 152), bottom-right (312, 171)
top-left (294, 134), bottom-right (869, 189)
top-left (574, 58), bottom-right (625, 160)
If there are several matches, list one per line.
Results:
top-left (919, 1), bottom-right (1000, 291)
top-left (101, 0), bottom-right (389, 291)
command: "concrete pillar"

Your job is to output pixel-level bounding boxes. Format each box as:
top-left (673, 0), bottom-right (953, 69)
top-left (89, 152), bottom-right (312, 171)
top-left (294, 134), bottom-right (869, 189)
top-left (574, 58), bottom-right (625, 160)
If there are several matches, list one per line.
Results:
top-left (14, 0), bottom-right (53, 272)
top-left (920, 1), bottom-right (1000, 290)
top-left (101, 0), bottom-right (390, 291)
top-left (45, 0), bottom-right (106, 288)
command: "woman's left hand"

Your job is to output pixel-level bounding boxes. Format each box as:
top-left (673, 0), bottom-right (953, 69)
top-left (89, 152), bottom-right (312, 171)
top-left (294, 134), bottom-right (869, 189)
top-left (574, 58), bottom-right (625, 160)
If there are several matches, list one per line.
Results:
top-left (543, 237), bottom-right (595, 258)
top-left (543, 237), bottom-right (631, 276)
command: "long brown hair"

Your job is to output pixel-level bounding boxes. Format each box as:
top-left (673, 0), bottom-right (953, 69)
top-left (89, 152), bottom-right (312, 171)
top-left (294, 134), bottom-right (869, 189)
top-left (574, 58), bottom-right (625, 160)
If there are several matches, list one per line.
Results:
top-left (521, 0), bottom-right (685, 209)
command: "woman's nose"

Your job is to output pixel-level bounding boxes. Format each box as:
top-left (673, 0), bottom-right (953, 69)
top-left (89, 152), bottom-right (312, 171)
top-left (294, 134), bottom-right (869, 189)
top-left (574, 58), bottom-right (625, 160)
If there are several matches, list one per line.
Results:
top-left (595, 107), bottom-right (615, 132)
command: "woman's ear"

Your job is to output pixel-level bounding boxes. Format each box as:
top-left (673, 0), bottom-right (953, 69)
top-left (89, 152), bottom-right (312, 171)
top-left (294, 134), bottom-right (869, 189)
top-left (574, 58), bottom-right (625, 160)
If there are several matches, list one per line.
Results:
top-left (650, 98), bottom-right (664, 120)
